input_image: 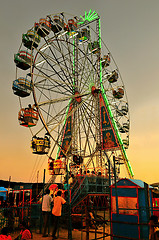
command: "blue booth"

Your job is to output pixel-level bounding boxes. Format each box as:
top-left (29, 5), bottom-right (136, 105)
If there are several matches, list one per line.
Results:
top-left (0, 187), bottom-right (7, 201)
top-left (110, 178), bottom-right (153, 240)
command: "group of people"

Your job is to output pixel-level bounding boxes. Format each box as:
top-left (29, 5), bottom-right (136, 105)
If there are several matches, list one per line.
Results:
top-left (0, 188), bottom-right (66, 240)
top-left (69, 165), bottom-right (107, 178)
top-left (2, 186), bottom-right (159, 240)
top-left (42, 189), bottom-right (66, 240)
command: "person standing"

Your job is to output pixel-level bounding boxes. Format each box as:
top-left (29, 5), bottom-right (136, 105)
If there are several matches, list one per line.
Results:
top-left (52, 190), bottom-right (66, 240)
top-left (42, 189), bottom-right (53, 237)
top-left (68, 174), bottom-right (75, 187)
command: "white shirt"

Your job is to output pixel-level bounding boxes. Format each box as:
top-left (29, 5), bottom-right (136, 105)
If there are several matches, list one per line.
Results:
top-left (42, 194), bottom-right (52, 212)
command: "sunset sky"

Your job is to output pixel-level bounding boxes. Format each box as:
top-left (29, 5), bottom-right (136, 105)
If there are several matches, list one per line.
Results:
top-left (0, 0), bottom-right (159, 185)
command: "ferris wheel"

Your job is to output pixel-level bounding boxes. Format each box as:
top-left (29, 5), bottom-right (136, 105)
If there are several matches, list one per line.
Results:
top-left (13, 10), bottom-right (134, 178)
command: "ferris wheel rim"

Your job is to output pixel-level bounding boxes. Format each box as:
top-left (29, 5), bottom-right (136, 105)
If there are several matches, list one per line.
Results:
top-left (13, 10), bottom-right (133, 178)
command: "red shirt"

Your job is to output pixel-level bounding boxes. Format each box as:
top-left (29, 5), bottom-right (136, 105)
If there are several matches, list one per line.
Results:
top-left (20, 229), bottom-right (32, 239)
top-left (0, 235), bottom-right (12, 240)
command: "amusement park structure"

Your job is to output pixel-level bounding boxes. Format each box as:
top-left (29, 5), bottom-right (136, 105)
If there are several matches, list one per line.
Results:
top-left (10, 10), bottom-right (159, 240)
top-left (13, 10), bottom-right (134, 182)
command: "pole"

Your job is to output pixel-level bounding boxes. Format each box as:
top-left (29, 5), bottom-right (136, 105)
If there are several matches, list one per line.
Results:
top-left (108, 157), bottom-right (112, 239)
top-left (40, 169), bottom-right (46, 234)
top-left (7, 176), bottom-right (11, 202)
top-left (42, 169), bottom-right (46, 197)
top-left (113, 156), bottom-right (120, 238)
top-left (104, 151), bottom-right (112, 236)
top-left (36, 170), bottom-right (39, 197)
top-left (66, 160), bottom-right (72, 240)
top-left (113, 156), bottom-right (119, 215)
top-left (144, 182), bottom-right (151, 221)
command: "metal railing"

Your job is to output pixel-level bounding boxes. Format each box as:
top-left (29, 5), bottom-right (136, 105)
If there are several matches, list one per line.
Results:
top-left (0, 204), bottom-right (41, 231)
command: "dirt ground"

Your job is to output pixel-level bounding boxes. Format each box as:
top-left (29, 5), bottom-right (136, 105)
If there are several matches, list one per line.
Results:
top-left (10, 226), bottom-right (110, 240)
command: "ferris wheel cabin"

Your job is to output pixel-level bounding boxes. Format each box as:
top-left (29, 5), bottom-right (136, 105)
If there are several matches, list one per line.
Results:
top-left (14, 50), bottom-right (33, 70)
top-left (22, 29), bottom-right (41, 50)
top-left (113, 87), bottom-right (124, 99)
top-left (18, 105), bottom-right (39, 127)
top-left (101, 54), bottom-right (110, 68)
top-left (68, 19), bottom-right (77, 31)
top-left (12, 77), bottom-right (32, 97)
top-left (48, 158), bottom-right (66, 175)
top-left (116, 104), bottom-right (129, 116)
top-left (88, 41), bottom-right (100, 54)
top-left (31, 135), bottom-right (50, 154)
top-left (34, 18), bottom-right (51, 38)
top-left (118, 122), bottom-right (130, 133)
top-left (122, 139), bottom-right (129, 149)
top-left (77, 28), bottom-right (90, 42)
top-left (51, 15), bottom-right (67, 33)
top-left (107, 70), bottom-right (118, 83)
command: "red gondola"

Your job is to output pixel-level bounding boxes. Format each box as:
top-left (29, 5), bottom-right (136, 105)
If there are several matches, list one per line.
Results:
top-left (18, 105), bottom-right (38, 127)
top-left (113, 87), bottom-right (124, 99)
top-left (68, 19), bottom-right (77, 31)
top-left (51, 15), bottom-right (65, 33)
top-left (34, 18), bottom-right (51, 37)
top-left (48, 157), bottom-right (66, 175)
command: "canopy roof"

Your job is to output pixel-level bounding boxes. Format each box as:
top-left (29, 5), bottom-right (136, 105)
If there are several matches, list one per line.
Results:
top-left (110, 178), bottom-right (153, 189)
top-left (0, 187), bottom-right (7, 192)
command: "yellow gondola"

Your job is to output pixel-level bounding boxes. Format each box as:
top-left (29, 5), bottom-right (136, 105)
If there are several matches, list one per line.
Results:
top-left (31, 135), bottom-right (50, 154)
